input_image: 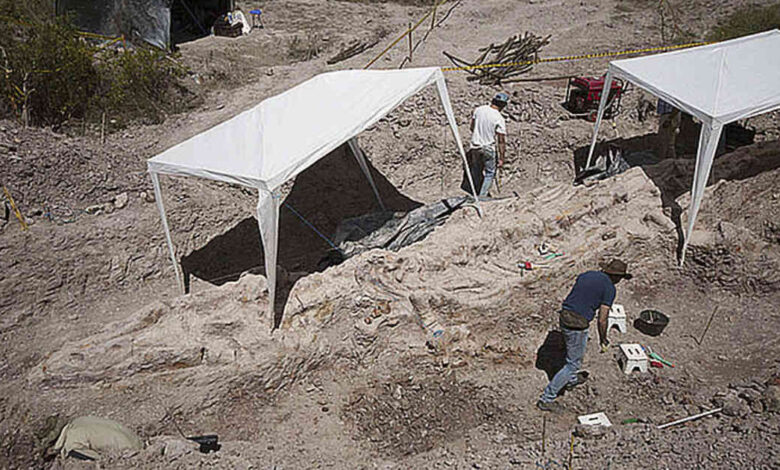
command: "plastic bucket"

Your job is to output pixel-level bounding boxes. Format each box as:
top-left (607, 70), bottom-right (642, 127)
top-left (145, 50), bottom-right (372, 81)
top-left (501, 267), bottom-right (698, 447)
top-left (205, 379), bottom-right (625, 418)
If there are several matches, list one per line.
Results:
top-left (634, 309), bottom-right (669, 336)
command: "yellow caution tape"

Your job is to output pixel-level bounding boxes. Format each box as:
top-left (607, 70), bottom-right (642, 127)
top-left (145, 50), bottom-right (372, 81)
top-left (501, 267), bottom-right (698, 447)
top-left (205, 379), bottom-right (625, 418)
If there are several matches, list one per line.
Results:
top-left (441, 41), bottom-right (711, 72)
top-left (94, 35), bottom-right (125, 51)
top-left (3, 185), bottom-right (28, 231)
top-left (365, 0), bottom-right (449, 69)
top-left (76, 30), bottom-right (124, 42)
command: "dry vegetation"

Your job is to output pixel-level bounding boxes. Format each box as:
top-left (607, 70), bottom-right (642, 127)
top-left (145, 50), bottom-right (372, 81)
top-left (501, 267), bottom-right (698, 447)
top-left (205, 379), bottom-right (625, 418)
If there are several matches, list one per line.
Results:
top-left (708, 1), bottom-right (780, 40)
top-left (0, 0), bottom-right (190, 128)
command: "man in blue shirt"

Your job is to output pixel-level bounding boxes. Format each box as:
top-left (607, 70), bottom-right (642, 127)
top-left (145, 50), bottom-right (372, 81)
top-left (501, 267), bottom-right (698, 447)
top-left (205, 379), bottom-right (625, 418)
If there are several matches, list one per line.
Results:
top-left (537, 259), bottom-right (633, 412)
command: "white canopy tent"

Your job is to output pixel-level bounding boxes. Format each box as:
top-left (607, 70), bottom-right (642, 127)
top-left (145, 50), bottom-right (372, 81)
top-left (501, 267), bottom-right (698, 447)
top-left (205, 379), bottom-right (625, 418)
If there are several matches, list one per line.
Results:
top-left (586, 30), bottom-right (780, 264)
top-left (148, 67), bottom-right (481, 319)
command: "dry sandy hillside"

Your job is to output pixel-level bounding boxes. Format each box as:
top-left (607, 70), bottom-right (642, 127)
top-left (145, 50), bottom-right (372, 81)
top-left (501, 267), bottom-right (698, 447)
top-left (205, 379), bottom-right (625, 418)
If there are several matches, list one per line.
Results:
top-left (1, 0), bottom-right (779, 469)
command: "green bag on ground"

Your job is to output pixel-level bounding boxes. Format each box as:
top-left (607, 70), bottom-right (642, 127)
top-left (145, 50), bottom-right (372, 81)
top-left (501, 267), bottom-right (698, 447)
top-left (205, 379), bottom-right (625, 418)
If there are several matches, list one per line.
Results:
top-left (54, 416), bottom-right (143, 459)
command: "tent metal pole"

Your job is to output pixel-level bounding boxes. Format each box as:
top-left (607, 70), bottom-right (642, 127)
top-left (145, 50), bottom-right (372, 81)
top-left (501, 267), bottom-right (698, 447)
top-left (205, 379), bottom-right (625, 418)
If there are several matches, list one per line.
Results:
top-left (434, 74), bottom-right (482, 215)
top-left (150, 171), bottom-right (184, 292)
top-left (348, 137), bottom-right (386, 211)
top-left (256, 188), bottom-right (280, 325)
top-left (585, 69), bottom-right (615, 170)
top-left (680, 121), bottom-right (722, 265)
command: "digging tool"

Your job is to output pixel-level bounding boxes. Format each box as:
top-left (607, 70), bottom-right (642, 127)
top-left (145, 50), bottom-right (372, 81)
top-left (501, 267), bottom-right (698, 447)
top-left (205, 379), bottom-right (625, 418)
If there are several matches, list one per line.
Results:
top-left (518, 261), bottom-right (551, 271)
top-left (650, 352), bottom-right (674, 368)
top-left (657, 408), bottom-right (722, 430)
top-left (643, 345), bottom-right (675, 368)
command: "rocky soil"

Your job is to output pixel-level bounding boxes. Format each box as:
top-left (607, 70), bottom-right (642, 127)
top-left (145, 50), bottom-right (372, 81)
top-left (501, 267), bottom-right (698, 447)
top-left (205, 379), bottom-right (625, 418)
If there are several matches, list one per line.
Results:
top-left (1, 0), bottom-right (779, 468)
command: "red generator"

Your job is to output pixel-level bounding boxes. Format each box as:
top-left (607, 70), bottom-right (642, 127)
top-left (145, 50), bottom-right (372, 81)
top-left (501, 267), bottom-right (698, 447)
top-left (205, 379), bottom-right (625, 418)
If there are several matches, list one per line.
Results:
top-left (564, 76), bottom-right (625, 121)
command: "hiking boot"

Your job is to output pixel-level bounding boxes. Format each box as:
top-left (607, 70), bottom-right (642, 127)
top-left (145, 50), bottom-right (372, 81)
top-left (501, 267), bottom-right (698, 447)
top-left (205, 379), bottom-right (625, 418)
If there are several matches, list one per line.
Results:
top-left (536, 400), bottom-right (562, 412)
top-left (564, 371), bottom-right (590, 392)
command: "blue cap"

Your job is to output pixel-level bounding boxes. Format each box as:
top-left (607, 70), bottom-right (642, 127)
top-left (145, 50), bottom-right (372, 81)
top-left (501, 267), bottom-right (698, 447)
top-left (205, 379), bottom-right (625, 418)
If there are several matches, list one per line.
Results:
top-left (493, 92), bottom-right (510, 103)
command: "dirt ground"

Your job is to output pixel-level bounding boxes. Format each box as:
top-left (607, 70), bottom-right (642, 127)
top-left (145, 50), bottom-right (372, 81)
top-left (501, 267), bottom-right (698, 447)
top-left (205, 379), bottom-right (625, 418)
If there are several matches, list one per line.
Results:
top-left (1, 0), bottom-right (780, 468)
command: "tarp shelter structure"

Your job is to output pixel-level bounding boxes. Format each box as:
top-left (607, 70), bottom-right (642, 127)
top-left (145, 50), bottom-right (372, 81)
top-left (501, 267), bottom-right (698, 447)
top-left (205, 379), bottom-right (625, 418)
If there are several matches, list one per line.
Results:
top-left (56, 0), bottom-right (234, 48)
top-left (586, 30), bottom-right (780, 264)
top-left (148, 67), bottom-right (481, 320)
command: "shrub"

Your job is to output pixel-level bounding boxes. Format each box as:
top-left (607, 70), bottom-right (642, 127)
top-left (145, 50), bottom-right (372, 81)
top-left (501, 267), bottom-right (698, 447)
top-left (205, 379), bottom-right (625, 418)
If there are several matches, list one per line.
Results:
top-left (92, 47), bottom-right (188, 124)
top-left (0, 2), bottom-right (189, 128)
top-left (709, 2), bottom-right (780, 41)
top-left (0, 16), bottom-right (99, 126)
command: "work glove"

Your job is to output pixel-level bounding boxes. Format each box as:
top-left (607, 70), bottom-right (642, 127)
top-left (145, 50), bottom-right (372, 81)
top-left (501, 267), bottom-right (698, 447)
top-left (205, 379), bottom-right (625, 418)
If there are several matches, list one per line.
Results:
top-left (600, 340), bottom-right (610, 354)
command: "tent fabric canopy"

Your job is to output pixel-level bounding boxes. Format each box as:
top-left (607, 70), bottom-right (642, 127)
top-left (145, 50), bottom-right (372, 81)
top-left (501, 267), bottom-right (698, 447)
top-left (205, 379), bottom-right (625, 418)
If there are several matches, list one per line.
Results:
top-left (149, 68), bottom-right (453, 191)
top-left (586, 30), bottom-right (780, 264)
top-left (148, 67), bottom-right (480, 320)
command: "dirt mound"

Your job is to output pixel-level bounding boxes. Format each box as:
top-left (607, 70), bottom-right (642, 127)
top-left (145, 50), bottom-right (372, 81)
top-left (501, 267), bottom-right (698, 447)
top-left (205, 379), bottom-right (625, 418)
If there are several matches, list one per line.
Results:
top-left (29, 274), bottom-right (328, 389)
top-left (643, 139), bottom-right (780, 205)
top-left (683, 220), bottom-right (780, 294)
top-left (343, 374), bottom-right (502, 457)
top-left (693, 165), bottom-right (780, 246)
top-left (0, 120), bottom-right (146, 211)
top-left (671, 143), bottom-right (780, 294)
top-left (7, 128), bottom-right (780, 470)
top-left (18, 166), bottom-right (693, 465)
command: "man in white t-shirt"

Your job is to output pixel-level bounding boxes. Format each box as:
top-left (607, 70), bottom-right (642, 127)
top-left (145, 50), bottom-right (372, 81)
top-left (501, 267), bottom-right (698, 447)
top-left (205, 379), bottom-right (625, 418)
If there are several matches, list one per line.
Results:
top-left (462, 92), bottom-right (508, 198)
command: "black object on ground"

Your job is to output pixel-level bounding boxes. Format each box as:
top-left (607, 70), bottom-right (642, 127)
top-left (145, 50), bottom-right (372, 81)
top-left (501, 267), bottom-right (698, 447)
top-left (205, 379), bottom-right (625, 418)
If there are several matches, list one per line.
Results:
top-left (187, 435), bottom-right (220, 454)
top-left (319, 196), bottom-right (469, 268)
top-left (634, 309), bottom-right (670, 336)
top-left (574, 145), bottom-right (630, 185)
top-left (68, 450), bottom-right (95, 461)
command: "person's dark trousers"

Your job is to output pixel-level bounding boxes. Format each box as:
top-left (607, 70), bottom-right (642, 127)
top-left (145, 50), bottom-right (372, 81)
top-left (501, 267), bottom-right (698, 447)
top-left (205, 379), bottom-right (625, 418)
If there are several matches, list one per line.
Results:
top-left (461, 148), bottom-right (485, 195)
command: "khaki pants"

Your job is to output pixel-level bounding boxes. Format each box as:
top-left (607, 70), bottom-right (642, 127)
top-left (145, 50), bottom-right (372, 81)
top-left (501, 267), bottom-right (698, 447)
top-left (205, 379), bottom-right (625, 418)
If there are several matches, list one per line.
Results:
top-left (657, 110), bottom-right (681, 160)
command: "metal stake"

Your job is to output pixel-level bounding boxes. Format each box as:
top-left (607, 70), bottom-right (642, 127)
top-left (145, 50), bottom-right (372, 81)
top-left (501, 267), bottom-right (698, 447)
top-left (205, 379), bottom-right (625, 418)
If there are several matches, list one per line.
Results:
top-left (408, 22), bottom-right (413, 62)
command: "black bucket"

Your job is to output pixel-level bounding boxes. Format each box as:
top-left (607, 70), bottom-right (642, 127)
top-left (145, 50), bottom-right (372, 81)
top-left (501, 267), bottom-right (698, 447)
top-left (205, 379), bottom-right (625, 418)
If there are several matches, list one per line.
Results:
top-left (634, 310), bottom-right (669, 336)
top-left (187, 435), bottom-right (221, 454)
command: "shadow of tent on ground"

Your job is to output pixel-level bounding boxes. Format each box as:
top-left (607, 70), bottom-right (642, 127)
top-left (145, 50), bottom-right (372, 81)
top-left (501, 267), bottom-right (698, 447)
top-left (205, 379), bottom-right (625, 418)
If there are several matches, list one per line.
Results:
top-left (573, 134), bottom-right (780, 258)
top-left (572, 133), bottom-right (659, 175)
top-left (181, 142), bottom-right (422, 328)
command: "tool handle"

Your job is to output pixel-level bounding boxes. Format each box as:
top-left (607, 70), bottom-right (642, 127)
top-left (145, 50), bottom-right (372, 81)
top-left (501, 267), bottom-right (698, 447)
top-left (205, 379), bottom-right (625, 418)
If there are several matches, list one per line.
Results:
top-left (650, 352), bottom-right (674, 368)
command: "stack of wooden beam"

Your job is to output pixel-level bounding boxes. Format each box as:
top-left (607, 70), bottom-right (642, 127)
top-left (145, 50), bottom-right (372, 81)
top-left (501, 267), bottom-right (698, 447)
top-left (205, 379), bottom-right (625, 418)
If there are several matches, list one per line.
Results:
top-left (444, 32), bottom-right (551, 85)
